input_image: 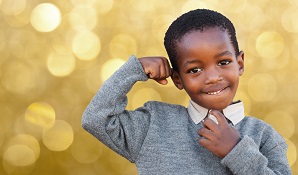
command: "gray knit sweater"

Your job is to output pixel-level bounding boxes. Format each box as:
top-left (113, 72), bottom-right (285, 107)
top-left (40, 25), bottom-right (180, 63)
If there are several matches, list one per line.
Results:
top-left (82, 55), bottom-right (291, 175)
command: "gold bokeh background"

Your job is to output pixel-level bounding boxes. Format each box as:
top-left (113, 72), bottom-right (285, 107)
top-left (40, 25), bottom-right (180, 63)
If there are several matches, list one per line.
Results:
top-left (0, 0), bottom-right (297, 174)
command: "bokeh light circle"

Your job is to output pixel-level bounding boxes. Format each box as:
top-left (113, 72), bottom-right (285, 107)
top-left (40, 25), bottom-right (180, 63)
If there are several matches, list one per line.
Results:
top-left (247, 73), bottom-right (277, 102)
top-left (109, 34), bottom-right (137, 59)
top-left (69, 5), bottom-right (97, 30)
top-left (47, 51), bottom-right (76, 77)
top-left (5, 134), bottom-right (40, 162)
top-left (261, 48), bottom-right (289, 70)
top-left (72, 31), bottom-right (101, 60)
top-left (43, 120), bottom-right (74, 151)
top-left (100, 58), bottom-right (125, 82)
top-left (70, 132), bottom-right (103, 163)
top-left (30, 3), bottom-right (61, 32)
top-left (256, 31), bottom-right (284, 59)
top-left (132, 88), bottom-right (161, 108)
top-left (1, 0), bottom-right (27, 16)
top-left (3, 145), bottom-right (36, 167)
top-left (95, 0), bottom-right (114, 14)
top-left (51, 32), bottom-right (73, 55)
top-left (25, 102), bottom-right (56, 130)
top-left (234, 5), bottom-right (265, 32)
top-left (282, 7), bottom-right (298, 33)
top-left (264, 111), bottom-right (295, 139)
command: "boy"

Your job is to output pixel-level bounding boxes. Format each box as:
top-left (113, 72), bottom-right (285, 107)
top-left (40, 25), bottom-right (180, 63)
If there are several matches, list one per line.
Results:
top-left (82, 9), bottom-right (291, 174)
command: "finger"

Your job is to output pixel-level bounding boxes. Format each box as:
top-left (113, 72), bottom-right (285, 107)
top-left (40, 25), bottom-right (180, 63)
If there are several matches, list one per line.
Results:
top-left (198, 127), bottom-right (216, 141)
top-left (157, 62), bottom-right (166, 80)
top-left (155, 58), bottom-right (171, 84)
top-left (210, 110), bottom-right (228, 126)
top-left (144, 57), bottom-right (163, 79)
top-left (159, 57), bottom-right (171, 79)
top-left (203, 118), bottom-right (220, 132)
top-left (163, 58), bottom-right (172, 78)
top-left (198, 137), bottom-right (211, 148)
top-left (150, 69), bottom-right (163, 80)
top-left (146, 64), bottom-right (161, 79)
top-left (150, 58), bottom-right (166, 80)
top-left (156, 79), bottom-right (168, 85)
top-left (148, 70), bottom-right (160, 79)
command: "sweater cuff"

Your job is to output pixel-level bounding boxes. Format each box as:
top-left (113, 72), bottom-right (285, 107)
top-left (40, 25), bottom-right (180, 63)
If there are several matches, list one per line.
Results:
top-left (221, 135), bottom-right (266, 174)
top-left (119, 54), bottom-right (148, 82)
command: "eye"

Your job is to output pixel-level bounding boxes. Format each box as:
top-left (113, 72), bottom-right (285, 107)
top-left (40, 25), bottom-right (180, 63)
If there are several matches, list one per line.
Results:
top-left (187, 68), bottom-right (202, 74)
top-left (218, 60), bottom-right (231, 66)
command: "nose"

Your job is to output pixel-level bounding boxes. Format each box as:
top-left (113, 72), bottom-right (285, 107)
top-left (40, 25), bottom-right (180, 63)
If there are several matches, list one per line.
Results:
top-left (204, 66), bottom-right (223, 84)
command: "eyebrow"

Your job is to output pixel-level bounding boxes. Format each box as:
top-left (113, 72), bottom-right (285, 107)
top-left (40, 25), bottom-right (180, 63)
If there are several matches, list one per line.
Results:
top-left (183, 59), bottom-right (201, 68)
top-left (183, 50), bottom-right (233, 68)
top-left (214, 50), bottom-right (233, 58)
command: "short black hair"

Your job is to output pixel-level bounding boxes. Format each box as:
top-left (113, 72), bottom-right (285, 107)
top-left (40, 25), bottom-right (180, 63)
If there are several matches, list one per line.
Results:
top-left (164, 9), bottom-right (239, 71)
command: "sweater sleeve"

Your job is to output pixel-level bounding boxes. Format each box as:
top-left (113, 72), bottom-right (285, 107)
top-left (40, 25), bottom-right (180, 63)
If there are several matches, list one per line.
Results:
top-left (221, 126), bottom-right (292, 175)
top-left (81, 55), bottom-right (151, 163)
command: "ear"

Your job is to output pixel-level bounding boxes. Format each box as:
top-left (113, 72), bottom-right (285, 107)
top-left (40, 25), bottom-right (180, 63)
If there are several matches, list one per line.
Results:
top-left (237, 51), bottom-right (244, 76)
top-left (171, 70), bottom-right (184, 90)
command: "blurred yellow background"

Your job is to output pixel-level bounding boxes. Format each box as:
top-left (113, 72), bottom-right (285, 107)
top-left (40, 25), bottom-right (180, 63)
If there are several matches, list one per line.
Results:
top-left (0, 0), bottom-right (297, 174)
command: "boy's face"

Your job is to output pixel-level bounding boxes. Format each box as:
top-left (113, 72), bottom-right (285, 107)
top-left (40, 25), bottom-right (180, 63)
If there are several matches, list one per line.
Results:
top-left (172, 27), bottom-right (244, 110)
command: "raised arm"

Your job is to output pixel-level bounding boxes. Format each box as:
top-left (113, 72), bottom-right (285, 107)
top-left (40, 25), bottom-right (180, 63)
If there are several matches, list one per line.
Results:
top-left (82, 55), bottom-right (171, 162)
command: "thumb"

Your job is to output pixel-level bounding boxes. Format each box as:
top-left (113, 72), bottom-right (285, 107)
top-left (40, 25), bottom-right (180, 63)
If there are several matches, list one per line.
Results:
top-left (210, 110), bottom-right (228, 126)
top-left (156, 79), bottom-right (168, 85)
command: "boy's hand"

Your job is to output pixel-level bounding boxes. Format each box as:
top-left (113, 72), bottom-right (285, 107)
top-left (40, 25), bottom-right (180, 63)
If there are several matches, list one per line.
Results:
top-left (139, 57), bottom-right (172, 85)
top-left (198, 110), bottom-right (241, 158)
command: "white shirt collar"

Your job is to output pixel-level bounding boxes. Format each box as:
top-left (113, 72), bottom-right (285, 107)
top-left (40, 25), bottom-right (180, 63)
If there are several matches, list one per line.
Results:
top-left (187, 100), bottom-right (245, 125)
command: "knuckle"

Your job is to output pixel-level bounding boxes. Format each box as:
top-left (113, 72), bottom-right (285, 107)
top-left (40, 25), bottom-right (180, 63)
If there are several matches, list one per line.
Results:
top-left (156, 58), bottom-right (164, 63)
top-left (198, 138), bottom-right (207, 146)
top-left (204, 118), bottom-right (213, 125)
top-left (199, 128), bottom-right (207, 134)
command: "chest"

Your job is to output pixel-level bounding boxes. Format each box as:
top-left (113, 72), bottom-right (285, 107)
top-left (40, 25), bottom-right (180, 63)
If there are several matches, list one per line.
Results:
top-left (135, 116), bottom-right (232, 174)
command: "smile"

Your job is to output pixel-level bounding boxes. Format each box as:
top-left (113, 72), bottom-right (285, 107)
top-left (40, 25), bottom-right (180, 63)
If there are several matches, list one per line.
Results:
top-left (206, 87), bottom-right (227, 95)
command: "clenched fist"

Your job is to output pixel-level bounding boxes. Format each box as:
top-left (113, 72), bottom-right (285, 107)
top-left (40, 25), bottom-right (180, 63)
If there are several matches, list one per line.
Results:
top-left (139, 57), bottom-right (172, 85)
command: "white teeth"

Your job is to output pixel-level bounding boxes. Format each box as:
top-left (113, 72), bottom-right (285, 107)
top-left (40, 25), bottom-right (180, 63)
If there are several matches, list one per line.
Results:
top-left (207, 89), bottom-right (222, 95)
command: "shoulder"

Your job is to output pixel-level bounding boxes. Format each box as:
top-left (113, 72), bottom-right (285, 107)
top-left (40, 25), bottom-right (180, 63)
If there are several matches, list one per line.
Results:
top-left (143, 101), bottom-right (187, 113)
top-left (237, 116), bottom-right (279, 135)
top-left (140, 101), bottom-right (190, 133)
top-left (238, 116), bottom-right (270, 128)
top-left (141, 101), bottom-right (188, 120)
top-left (237, 116), bottom-right (287, 149)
